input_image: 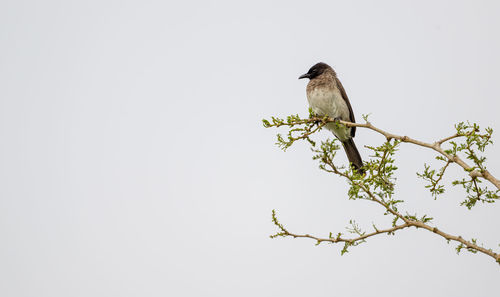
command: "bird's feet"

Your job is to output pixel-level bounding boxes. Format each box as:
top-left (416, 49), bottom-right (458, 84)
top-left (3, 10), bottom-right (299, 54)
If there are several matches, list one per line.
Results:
top-left (333, 117), bottom-right (342, 123)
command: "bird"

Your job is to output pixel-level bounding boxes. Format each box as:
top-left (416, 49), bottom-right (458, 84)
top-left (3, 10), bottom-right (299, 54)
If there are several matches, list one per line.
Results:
top-left (299, 62), bottom-right (364, 173)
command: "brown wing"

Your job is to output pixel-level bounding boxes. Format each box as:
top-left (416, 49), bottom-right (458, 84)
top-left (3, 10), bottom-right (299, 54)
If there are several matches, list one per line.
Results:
top-left (335, 77), bottom-right (356, 138)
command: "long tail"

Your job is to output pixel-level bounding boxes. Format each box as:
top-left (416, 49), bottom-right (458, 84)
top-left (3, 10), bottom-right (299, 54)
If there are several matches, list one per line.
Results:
top-left (342, 138), bottom-right (364, 174)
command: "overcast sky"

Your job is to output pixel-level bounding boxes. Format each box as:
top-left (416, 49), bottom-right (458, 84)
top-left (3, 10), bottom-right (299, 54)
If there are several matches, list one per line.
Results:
top-left (1, 0), bottom-right (500, 296)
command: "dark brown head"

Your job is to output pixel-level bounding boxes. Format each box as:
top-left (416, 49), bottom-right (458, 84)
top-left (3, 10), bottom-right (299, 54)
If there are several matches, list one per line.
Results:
top-left (298, 62), bottom-right (333, 80)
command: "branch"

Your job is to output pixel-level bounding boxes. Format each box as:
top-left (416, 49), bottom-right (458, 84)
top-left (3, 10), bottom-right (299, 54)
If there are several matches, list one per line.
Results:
top-left (272, 157), bottom-right (500, 263)
top-left (285, 223), bottom-right (410, 244)
top-left (330, 117), bottom-right (500, 190)
top-left (269, 116), bottom-right (500, 190)
top-left (265, 114), bottom-right (500, 264)
top-left (273, 211), bottom-right (500, 263)
top-left (321, 144), bottom-right (500, 263)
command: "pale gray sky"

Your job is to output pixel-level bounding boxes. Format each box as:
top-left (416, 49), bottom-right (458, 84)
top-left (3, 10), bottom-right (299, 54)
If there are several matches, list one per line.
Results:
top-left (1, 0), bottom-right (500, 296)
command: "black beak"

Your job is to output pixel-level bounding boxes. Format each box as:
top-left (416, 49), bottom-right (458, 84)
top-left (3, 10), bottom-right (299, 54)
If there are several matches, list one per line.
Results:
top-left (298, 73), bottom-right (310, 79)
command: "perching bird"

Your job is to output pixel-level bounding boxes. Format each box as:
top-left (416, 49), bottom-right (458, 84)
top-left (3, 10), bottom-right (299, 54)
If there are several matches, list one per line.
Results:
top-left (299, 62), bottom-right (363, 173)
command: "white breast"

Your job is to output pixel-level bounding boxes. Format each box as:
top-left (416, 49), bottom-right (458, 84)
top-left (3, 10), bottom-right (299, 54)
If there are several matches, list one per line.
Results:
top-left (307, 87), bottom-right (351, 141)
top-left (307, 87), bottom-right (349, 119)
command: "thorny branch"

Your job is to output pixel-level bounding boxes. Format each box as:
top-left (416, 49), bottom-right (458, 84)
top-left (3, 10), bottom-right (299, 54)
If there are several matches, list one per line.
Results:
top-left (263, 113), bottom-right (500, 264)
top-left (266, 115), bottom-right (500, 190)
top-left (272, 208), bottom-right (500, 262)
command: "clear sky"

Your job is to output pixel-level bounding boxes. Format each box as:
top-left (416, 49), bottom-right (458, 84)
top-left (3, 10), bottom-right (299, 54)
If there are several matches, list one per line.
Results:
top-left (1, 0), bottom-right (499, 296)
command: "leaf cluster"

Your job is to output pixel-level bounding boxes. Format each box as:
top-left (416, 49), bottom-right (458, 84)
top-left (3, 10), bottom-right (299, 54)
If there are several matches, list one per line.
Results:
top-left (416, 121), bottom-right (499, 209)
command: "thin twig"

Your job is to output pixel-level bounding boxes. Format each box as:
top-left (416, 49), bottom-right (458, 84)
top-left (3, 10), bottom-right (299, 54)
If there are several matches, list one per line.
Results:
top-left (286, 223), bottom-right (411, 244)
top-left (429, 160), bottom-right (452, 194)
top-left (437, 133), bottom-right (461, 145)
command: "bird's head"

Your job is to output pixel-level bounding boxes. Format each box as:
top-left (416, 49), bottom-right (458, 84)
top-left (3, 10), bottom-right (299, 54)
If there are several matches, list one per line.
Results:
top-left (298, 62), bottom-right (332, 80)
